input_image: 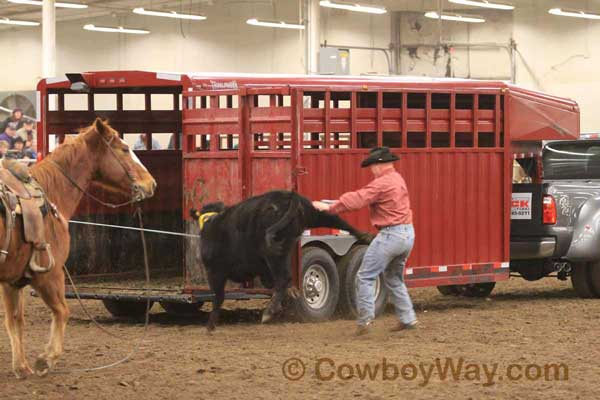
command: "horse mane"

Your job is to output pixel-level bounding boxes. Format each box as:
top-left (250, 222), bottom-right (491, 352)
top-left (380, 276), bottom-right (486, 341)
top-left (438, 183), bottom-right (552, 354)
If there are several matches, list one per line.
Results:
top-left (30, 125), bottom-right (95, 195)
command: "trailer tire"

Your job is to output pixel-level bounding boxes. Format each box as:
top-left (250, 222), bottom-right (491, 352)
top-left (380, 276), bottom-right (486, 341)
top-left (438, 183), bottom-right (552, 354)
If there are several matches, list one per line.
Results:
top-left (459, 282), bottom-right (496, 297)
top-left (160, 301), bottom-right (204, 316)
top-left (589, 262), bottom-right (600, 297)
top-left (437, 285), bottom-right (462, 296)
top-left (572, 262), bottom-right (596, 298)
top-left (336, 245), bottom-right (388, 318)
top-left (293, 247), bottom-right (340, 322)
top-left (102, 299), bottom-right (153, 318)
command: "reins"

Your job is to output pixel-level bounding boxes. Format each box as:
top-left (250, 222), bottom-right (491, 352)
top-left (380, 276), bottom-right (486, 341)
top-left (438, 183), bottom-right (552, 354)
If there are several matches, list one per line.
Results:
top-left (49, 159), bottom-right (140, 209)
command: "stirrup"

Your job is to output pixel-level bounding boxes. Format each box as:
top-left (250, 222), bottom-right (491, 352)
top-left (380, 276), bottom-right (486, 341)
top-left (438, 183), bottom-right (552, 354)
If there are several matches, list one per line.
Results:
top-left (28, 243), bottom-right (55, 273)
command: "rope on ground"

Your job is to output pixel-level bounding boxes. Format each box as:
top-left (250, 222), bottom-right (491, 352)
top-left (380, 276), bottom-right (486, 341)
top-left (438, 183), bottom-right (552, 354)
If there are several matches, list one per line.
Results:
top-left (52, 207), bottom-right (152, 374)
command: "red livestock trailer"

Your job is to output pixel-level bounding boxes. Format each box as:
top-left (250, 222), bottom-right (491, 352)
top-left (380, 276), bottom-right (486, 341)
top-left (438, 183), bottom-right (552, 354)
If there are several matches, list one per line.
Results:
top-left (36, 71), bottom-right (579, 321)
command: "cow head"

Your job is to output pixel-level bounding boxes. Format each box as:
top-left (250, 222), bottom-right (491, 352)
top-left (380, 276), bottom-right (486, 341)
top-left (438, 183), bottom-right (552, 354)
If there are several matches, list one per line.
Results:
top-left (199, 202), bottom-right (226, 214)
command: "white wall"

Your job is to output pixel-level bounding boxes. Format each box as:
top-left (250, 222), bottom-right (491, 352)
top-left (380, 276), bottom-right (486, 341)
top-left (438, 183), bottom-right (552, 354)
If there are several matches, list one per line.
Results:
top-left (397, 10), bottom-right (513, 79)
top-left (0, 0), bottom-right (391, 91)
top-left (513, 0), bottom-right (600, 132)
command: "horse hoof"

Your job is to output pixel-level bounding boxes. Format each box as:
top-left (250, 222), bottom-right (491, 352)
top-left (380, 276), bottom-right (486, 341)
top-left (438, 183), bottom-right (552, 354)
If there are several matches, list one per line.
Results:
top-left (14, 365), bottom-right (33, 380)
top-left (34, 358), bottom-right (50, 377)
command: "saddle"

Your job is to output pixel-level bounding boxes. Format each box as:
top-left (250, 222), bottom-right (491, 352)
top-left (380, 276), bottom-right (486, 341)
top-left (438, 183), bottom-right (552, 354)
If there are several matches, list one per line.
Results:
top-left (0, 159), bottom-right (58, 276)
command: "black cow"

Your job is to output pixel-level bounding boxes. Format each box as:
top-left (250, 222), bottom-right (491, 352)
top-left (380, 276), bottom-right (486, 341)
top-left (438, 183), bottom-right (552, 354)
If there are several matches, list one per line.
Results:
top-left (191, 190), bottom-right (371, 331)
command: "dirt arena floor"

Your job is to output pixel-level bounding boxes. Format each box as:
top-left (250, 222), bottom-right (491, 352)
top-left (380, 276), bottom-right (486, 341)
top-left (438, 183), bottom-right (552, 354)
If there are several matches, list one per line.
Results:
top-left (1, 277), bottom-right (599, 400)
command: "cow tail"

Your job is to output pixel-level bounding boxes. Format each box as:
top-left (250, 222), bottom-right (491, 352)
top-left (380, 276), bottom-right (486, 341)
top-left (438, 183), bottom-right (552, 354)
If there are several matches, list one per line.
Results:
top-left (265, 196), bottom-right (300, 252)
top-left (308, 209), bottom-right (366, 241)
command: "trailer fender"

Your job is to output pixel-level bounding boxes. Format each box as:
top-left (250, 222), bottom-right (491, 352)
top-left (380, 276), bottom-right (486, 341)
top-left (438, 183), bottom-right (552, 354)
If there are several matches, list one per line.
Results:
top-left (300, 235), bottom-right (358, 257)
top-left (566, 197), bottom-right (600, 261)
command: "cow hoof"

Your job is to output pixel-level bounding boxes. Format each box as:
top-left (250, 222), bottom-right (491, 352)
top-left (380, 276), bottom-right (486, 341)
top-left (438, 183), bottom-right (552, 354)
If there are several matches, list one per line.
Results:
top-left (287, 287), bottom-right (300, 299)
top-left (14, 364), bottom-right (33, 380)
top-left (34, 358), bottom-right (50, 377)
top-left (261, 311), bottom-right (273, 323)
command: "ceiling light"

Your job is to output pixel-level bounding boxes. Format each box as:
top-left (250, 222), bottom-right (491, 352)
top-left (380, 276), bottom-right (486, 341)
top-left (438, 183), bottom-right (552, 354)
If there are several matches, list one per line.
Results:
top-left (83, 24), bottom-right (150, 34)
top-left (0, 17), bottom-right (40, 26)
top-left (132, 8), bottom-right (206, 20)
top-left (548, 8), bottom-right (600, 20)
top-left (8, 0), bottom-right (88, 9)
top-left (425, 11), bottom-right (485, 23)
top-left (449, 0), bottom-right (514, 10)
top-left (246, 18), bottom-right (305, 30)
top-left (319, 1), bottom-right (387, 14)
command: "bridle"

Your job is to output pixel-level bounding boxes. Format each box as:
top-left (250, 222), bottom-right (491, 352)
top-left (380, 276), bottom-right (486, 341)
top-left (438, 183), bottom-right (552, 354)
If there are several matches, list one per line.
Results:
top-left (49, 134), bottom-right (146, 209)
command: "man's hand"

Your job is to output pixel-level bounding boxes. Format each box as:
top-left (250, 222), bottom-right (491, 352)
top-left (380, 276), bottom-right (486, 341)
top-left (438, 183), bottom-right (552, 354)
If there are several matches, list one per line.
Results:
top-left (312, 201), bottom-right (331, 211)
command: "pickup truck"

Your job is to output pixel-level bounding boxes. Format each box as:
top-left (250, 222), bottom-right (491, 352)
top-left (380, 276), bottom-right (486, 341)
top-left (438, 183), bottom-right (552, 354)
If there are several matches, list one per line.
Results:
top-left (510, 138), bottom-right (600, 297)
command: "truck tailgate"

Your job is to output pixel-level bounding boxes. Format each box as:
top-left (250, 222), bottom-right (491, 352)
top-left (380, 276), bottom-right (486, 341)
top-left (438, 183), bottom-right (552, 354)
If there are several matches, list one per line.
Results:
top-left (511, 183), bottom-right (544, 235)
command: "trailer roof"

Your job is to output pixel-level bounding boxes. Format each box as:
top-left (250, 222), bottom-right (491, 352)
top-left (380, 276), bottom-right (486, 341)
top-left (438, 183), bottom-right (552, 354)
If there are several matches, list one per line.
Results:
top-left (37, 70), bottom-right (580, 141)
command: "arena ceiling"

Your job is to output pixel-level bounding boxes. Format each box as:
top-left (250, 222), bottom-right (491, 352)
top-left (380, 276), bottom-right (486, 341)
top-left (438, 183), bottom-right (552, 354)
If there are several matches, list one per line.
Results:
top-left (0, 0), bottom-right (597, 26)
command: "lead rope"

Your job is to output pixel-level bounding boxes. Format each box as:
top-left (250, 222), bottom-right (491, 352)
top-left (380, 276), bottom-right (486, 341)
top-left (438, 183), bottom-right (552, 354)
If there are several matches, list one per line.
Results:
top-left (52, 206), bottom-right (151, 374)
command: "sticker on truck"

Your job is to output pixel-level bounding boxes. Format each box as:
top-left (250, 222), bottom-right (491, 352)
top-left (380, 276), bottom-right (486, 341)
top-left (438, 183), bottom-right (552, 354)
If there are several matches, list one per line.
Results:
top-left (511, 193), bottom-right (532, 220)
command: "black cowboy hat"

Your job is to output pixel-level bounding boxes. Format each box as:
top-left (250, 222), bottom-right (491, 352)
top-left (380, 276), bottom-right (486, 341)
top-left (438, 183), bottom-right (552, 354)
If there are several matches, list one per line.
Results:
top-left (361, 147), bottom-right (399, 168)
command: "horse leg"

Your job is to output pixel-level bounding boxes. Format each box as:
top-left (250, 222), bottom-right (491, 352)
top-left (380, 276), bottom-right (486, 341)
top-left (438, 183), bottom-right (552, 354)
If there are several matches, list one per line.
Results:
top-left (30, 273), bottom-right (70, 377)
top-left (1, 283), bottom-right (33, 379)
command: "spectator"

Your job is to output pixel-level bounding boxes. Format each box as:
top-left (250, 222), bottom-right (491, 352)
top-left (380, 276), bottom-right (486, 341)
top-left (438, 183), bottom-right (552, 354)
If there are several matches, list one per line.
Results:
top-left (1, 108), bottom-right (24, 132)
top-left (0, 140), bottom-right (9, 159)
top-left (17, 120), bottom-right (37, 152)
top-left (0, 126), bottom-right (18, 148)
top-left (9, 137), bottom-right (26, 159)
top-left (133, 133), bottom-right (161, 150)
top-left (20, 137), bottom-right (36, 160)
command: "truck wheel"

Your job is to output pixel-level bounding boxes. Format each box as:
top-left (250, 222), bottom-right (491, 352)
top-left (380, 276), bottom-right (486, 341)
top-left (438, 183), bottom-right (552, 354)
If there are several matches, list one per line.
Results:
top-left (160, 301), bottom-right (204, 316)
top-left (294, 247), bottom-right (340, 322)
top-left (589, 262), bottom-right (600, 296)
top-left (437, 285), bottom-right (462, 296)
top-left (459, 282), bottom-right (496, 297)
top-left (336, 245), bottom-right (388, 318)
top-left (571, 262), bottom-right (596, 298)
top-left (102, 299), bottom-right (153, 318)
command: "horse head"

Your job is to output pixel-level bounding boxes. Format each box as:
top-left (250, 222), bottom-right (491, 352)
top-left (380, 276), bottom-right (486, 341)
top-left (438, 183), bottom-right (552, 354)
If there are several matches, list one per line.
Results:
top-left (84, 118), bottom-right (156, 202)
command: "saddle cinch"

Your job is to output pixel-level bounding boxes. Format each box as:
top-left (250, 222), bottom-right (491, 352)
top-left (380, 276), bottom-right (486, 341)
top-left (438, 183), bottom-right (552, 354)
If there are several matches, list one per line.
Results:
top-left (0, 159), bottom-right (58, 276)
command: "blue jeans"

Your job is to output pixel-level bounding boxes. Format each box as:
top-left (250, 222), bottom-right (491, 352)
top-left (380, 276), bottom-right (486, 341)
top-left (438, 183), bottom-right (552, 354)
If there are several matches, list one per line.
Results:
top-left (356, 224), bottom-right (416, 325)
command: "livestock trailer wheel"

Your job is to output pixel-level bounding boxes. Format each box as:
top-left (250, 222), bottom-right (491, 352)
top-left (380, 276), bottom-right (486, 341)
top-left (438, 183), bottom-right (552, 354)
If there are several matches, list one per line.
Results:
top-left (436, 285), bottom-right (462, 296)
top-left (571, 262), bottom-right (597, 298)
top-left (160, 301), bottom-right (205, 317)
top-left (336, 245), bottom-right (387, 318)
top-left (294, 247), bottom-right (340, 322)
top-left (102, 299), bottom-right (153, 318)
top-left (458, 282), bottom-right (496, 297)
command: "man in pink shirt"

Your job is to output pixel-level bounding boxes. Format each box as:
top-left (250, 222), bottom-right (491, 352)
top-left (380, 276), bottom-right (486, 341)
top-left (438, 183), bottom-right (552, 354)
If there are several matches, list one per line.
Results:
top-left (313, 147), bottom-right (417, 336)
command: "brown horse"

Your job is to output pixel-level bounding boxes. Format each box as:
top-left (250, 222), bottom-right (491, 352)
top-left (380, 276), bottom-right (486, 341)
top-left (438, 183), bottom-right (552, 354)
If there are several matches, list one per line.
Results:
top-left (0, 118), bottom-right (156, 379)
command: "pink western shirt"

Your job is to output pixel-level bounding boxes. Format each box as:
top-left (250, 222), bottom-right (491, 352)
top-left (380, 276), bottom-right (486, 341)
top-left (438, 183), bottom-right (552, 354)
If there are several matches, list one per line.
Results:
top-left (329, 169), bottom-right (413, 229)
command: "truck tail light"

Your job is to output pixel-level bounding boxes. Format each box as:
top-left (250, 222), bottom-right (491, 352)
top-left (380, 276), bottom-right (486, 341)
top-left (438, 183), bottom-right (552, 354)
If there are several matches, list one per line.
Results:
top-left (543, 195), bottom-right (557, 225)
